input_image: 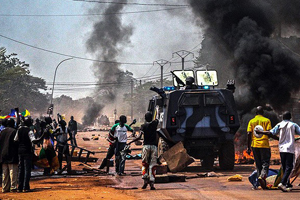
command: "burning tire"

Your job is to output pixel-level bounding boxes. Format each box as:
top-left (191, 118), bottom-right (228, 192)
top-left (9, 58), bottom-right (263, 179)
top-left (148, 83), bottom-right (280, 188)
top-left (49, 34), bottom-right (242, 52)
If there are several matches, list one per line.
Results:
top-left (219, 140), bottom-right (235, 170)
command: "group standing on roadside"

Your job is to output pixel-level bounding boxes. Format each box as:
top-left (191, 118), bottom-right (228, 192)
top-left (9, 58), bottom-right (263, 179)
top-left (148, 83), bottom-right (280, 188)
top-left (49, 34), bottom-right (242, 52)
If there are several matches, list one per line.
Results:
top-left (0, 114), bottom-right (77, 193)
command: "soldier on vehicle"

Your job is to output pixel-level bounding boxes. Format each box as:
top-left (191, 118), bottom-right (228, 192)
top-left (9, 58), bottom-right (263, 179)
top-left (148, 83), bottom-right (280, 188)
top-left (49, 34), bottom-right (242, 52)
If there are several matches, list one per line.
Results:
top-left (185, 76), bottom-right (198, 89)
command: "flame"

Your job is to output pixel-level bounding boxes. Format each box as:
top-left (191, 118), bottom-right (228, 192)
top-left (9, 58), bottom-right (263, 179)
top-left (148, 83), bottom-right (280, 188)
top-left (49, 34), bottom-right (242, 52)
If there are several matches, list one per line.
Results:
top-left (235, 149), bottom-right (254, 164)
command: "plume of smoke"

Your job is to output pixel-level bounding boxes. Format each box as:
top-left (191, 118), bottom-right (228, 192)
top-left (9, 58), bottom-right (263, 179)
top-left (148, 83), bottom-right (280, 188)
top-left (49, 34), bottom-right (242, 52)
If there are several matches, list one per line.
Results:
top-left (86, 0), bottom-right (133, 102)
top-left (84, 0), bottom-right (133, 124)
top-left (189, 0), bottom-right (300, 112)
top-left (82, 101), bottom-right (104, 127)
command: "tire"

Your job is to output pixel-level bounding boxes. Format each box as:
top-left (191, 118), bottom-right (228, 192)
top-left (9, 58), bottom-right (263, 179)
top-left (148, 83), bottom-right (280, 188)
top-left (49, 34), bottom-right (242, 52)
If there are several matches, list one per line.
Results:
top-left (219, 140), bottom-right (235, 170)
top-left (201, 155), bottom-right (215, 170)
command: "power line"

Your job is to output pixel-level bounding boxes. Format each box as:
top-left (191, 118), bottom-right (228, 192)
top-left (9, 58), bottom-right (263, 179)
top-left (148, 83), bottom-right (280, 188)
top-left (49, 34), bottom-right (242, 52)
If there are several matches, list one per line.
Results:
top-left (0, 34), bottom-right (152, 66)
top-left (73, 0), bottom-right (189, 7)
top-left (0, 7), bottom-right (188, 17)
top-left (0, 34), bottom-right (196, 66)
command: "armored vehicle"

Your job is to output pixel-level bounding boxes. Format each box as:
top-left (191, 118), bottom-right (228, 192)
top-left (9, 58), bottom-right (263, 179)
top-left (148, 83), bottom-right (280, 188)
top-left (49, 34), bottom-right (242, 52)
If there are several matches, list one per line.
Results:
top-left (148, 70), bottom-right (240, 170)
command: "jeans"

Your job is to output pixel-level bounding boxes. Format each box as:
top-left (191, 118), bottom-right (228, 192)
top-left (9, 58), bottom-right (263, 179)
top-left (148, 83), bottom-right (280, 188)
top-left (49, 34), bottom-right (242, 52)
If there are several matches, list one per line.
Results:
top-left (70, 130), bottom-right (77, 146)
top-left (115, 142), bottom-right (126, 174)
top-left (280, 152), bottom-right (294, 186)
top-left (252, 147), bottom-right (271, 182)
top-left (57, 145), bottom-right (70, 170)
top-left (18, 154), bottom-right (32, 191)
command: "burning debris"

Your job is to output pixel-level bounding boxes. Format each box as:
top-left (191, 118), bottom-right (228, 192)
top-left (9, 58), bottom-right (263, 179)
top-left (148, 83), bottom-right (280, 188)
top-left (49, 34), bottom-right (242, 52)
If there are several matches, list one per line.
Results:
top-left (82, 101), bottom-right (103, 127)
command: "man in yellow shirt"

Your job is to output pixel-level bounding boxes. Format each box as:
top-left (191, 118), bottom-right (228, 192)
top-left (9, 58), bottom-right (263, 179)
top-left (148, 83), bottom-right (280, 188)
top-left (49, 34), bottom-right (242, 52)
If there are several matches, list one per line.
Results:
top-left (247, 106), bottom-right (272, 189)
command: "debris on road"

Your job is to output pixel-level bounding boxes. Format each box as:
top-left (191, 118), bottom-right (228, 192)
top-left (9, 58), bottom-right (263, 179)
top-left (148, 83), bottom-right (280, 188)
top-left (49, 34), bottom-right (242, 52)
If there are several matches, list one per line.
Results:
top-left (227, 174), bottom-right (243, 181)
top-left (161, 141), bottom-right (194, 172)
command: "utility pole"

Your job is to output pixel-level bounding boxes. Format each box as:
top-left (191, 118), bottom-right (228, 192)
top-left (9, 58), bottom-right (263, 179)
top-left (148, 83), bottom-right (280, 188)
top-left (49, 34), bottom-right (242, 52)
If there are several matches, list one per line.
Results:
top-left (153, 59), bottom-right (170, 88)
top-left (172, 50), bottom-right (194, 70)
top-left (130, 79), bottom-right (134, 121)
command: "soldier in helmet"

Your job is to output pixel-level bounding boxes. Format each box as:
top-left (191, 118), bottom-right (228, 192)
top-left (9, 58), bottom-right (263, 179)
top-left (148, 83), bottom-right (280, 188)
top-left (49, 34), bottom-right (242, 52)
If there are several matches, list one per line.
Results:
top-left (185, 76), bottom-right (198, 89)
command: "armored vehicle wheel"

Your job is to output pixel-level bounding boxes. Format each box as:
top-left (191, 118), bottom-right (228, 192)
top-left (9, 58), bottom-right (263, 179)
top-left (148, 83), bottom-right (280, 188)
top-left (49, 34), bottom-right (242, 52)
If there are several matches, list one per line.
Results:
top-left (158, 137), bottom-right (169, 158)
top-left (201, 155), bottom-right (214, 170)
top-left (219, 140), bottom-right (235, 170)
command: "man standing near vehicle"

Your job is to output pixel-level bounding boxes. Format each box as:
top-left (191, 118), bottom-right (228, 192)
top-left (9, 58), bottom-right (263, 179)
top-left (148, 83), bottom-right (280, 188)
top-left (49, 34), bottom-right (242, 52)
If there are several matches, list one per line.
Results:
top-left (68, 116), bottom-right (77, 147)
top-left (129, 112), bottom-right (159, 190)
top-left (113, 115), bottom-right (133, 176)
top-left (247, 106), bottom-right (272, 189)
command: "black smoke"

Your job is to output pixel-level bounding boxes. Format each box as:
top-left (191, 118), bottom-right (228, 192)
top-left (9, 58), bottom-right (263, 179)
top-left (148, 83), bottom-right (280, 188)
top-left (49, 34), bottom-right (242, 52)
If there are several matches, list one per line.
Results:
top-left (86, 0), bottom-right (133, 101)
top-left (84, 0), bottom-right (133, 124)
top-left (82, 101), bottom-right (104, 127)
top-left (189, 0), bottom-right (300, 112)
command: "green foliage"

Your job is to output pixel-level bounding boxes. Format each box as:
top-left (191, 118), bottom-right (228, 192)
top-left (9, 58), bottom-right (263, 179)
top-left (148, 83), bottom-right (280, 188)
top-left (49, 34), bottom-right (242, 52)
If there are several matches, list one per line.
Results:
top-left (0, 47), bottom-right (48, 114)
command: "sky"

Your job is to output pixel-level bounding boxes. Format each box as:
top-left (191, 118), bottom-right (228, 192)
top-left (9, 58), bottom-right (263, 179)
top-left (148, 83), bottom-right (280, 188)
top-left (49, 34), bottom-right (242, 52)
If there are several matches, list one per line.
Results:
top-left (0, 0), bottom-right (202, 99)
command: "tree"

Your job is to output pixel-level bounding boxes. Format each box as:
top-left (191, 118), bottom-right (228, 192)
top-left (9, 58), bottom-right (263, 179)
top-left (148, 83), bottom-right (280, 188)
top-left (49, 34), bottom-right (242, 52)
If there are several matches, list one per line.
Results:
top-left (0, 47), bottom-right (48, 115)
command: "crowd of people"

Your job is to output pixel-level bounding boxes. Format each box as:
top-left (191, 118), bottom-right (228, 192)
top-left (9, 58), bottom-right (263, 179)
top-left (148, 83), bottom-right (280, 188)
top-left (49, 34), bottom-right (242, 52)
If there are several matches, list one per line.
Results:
top-left (0, 114), bottom-right (78, 193)
top-left (1, 106), bottom-right (299, 194)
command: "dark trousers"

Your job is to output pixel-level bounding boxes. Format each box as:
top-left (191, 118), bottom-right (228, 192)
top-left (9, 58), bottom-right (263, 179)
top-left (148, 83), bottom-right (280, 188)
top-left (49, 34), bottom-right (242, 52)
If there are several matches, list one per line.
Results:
top-left (252, 147), bottom-right (271, 181)
top-left (115, 142), bottom-right (126, 174)
top-left (18, 154), bottom-right (32, 191)
top-left (99, 144), bottom-right (115, 169)
top-left (57, 145), bottom-right (70, 170)
top-left (70, 131), bottom-right (77, 146)
top-left (280, 152), bottom-right (294, 186)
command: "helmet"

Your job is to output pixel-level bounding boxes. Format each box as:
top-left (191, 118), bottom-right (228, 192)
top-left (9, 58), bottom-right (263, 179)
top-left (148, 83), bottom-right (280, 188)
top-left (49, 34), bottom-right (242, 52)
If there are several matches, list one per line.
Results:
top-left (186, 76), bottom-right (195, 85)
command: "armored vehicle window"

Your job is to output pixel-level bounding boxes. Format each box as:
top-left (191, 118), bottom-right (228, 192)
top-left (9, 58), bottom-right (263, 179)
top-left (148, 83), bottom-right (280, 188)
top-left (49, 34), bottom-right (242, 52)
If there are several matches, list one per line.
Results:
top-left (205, 93), bottom-right (223, 105)
top-left (181, 94), bottom-right (199, 106)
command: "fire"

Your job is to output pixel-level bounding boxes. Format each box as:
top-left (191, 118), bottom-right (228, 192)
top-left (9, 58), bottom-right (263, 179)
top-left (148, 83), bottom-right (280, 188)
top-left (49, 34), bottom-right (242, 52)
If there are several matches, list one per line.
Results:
top-left (235, 149), bottom-right (254, 164)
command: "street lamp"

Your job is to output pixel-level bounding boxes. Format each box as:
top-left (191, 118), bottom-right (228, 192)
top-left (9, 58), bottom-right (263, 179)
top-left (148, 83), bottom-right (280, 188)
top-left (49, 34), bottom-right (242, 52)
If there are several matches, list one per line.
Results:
top-left (49, 57), bottom-right (73, 115)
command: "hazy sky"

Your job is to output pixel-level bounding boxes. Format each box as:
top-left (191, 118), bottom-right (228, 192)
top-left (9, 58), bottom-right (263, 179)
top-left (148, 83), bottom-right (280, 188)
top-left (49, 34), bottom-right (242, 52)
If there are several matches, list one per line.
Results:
top-left (0, 0), bottom-right (203, 99)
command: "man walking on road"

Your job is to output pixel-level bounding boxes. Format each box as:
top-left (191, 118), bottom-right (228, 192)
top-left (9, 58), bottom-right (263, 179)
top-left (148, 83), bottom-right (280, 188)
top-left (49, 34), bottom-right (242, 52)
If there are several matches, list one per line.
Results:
top-left (247, 106), bottom-right (272, 189)
top-left (257, 111), bottom-right (300, 192)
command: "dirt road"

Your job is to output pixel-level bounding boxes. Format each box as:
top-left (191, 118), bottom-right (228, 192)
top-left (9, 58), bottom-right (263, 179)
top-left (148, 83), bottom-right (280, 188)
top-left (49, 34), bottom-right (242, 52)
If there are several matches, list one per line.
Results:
top-left (1, 131), bottom-right (300, 200)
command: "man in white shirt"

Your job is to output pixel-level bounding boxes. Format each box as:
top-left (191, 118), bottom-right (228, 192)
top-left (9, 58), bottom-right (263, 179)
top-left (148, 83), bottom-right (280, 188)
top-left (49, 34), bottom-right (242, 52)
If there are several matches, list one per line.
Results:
top-left (112, 115), bottom-right (133, 175)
